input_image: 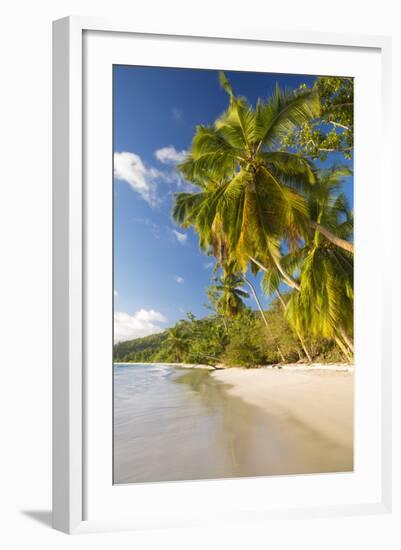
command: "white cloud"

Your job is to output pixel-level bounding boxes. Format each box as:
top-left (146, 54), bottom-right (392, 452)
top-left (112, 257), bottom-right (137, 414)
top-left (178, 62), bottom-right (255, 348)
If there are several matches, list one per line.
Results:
top-left (114, 309), bottom-right (167, 343)
top-left (154, 146), bottom-right (187, 165)
top-left (172, 229), bottom-right (187, 244)
top-left (174, 276), bottom-right (184, 284)
top-left (114, 289), bottom-right (118, 297)
top-left (114, 151), bottom-right (167, 206)
top-left (114, 151), bottom-right (189, 205)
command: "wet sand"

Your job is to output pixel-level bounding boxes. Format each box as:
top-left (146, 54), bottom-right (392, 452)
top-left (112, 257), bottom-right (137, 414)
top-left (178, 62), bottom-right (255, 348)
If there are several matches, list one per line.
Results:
top-left (114, 364), bottom-right (353, 484)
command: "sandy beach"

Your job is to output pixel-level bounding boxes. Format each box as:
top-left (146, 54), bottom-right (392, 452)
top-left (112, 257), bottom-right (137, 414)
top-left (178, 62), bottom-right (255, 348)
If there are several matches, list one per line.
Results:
top-left (114, 363), bottom-right (353, 483)
top-left (212, 366), bottom-right (354, 451)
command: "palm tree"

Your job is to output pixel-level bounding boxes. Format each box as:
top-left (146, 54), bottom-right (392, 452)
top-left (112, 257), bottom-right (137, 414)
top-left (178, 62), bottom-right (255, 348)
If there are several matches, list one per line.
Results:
top-left (165, 324), bottom-right (190, 362)
top-left (261, 167), bottom-right (354, 358)
top-left (214, 260), bottom-right (288, 362)
top-left (287, 168), bottom-right (353, 351)
top-left (242, 274), bottom-right (287, 363)
top-left (174, 74), bottom-right (317, 270)
top-left (213, 271), bottom-right (249, 318)
top-left (173, 72), bottom-right (353, 281)
top-left (275, 288), bottom-right (312, 363)
top-left (172, 75), bottom-right (354, 361)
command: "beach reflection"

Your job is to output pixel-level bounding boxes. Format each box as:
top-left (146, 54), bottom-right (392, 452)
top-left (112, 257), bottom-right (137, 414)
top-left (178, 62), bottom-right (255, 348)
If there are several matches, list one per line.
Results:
top-left (114, 364), bottom-right (352, 484)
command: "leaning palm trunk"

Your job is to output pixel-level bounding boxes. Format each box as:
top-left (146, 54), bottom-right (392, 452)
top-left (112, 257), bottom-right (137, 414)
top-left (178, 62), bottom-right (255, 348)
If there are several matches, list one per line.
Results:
top-left (334, 335), bottom-right (353, 362)
top-left (243, 276), bottom-right (286, 363)
top-left (243, 276), bottom-right (270, 329)
top-left (277, 346), bottom-right (286, 363)
top-left (310, 221), bottom-right (354, 254)
top-left (339, 327), bottom-right (354, 353)
top-left (249, 256), bottom-right (300, 291)
top-left (335, 329), bottom-right (354, 357)
top-left (255, 257), bottom-right (353, 362)
top-left (298, 334), bottom-right (312, 363)
top-left (186, 351), bottom-right (221, 364)
top-left (276, 289), bottom-right (312, 363)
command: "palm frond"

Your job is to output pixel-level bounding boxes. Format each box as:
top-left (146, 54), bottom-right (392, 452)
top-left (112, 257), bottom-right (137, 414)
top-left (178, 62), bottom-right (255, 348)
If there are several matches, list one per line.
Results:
top-left (255, 86), bottom-right (320, 148)
top-left (261, 268), bottom-right (282, 295)
top-left (215, 98), bottom-right (256, 150)
top-left (219, 71), bottom-right (234, 101)
top-left (261, 151), bottom-right (317, 190)
top-left (178, 125), bottom-right (238, 183)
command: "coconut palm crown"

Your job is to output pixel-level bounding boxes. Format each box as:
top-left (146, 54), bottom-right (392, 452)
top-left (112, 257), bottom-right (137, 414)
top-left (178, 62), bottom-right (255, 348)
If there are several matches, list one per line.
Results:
top-left (285, 166), bottom-right (354, 340)
top-left (212, 270), bottom-right (250, 318)
top-left (261, 166), bottom-right (354, 342)
top-left (173, 72), bottom-right (320, 271)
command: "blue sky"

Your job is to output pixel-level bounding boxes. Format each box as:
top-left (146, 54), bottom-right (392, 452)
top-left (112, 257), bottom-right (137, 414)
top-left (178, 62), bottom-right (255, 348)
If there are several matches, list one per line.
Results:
top-left (113, 66), bottom-right (353, 342)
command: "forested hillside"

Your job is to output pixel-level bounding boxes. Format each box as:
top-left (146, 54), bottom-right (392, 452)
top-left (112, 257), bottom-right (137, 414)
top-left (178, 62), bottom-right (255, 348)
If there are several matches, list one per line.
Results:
top-left (114, 331), bottom-right (168, 363)
top-left (113, 304), bottom-right (344, 367)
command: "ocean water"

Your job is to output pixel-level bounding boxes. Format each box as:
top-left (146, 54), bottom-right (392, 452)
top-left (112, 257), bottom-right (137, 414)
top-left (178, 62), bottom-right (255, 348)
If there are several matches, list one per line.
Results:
top-left (113, 363), bottom-right (270, 483)
top-left (113, 364), bottom-right (351, 484)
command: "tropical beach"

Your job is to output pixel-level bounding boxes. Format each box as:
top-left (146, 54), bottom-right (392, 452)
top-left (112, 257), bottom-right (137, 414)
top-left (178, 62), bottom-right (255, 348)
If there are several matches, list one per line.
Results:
top-left (113, 67), bottom-right (354, 482)
top-left (114, 363), bottom-right (353, 483)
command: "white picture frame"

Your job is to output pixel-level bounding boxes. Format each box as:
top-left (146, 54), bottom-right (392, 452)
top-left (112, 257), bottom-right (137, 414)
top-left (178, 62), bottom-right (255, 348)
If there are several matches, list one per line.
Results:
top-left (52, 16), bottom-right (392, 534)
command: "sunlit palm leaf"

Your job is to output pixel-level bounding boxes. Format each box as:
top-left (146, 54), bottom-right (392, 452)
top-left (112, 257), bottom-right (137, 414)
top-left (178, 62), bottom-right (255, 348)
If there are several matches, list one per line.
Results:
top-left (255, 86), bottom-right (320, 148)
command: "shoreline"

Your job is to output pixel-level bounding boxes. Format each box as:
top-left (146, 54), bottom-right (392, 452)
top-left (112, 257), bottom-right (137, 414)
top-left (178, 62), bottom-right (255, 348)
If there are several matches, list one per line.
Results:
top-left (212, 367), bottom-right (354, 450)
top-left (114, 361), bottom-right (216, 370)
top-left (114, 362), bottom-right (353, 449)
top-left (114, 361), bottom-right (353, 372)
top-left (114, 361), bottom-right (354, 477)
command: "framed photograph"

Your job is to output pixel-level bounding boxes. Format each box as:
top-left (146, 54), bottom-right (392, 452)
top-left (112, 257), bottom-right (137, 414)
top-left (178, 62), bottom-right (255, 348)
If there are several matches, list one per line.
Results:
top-left (52, 17), bottom-right (392, 534)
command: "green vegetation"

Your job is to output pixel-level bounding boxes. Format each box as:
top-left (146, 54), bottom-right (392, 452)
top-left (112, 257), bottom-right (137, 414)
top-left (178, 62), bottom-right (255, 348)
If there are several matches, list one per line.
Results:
top-left (113, 306), bottom-right (344, 367)
top-left (173, 73), bottom-right (354, 363)
top-left (114, 73), bottom-right (354, 368)
top-left (279, 77), bottom-right (353, 161)
top-left (114, 331), bottom-right (168, 363)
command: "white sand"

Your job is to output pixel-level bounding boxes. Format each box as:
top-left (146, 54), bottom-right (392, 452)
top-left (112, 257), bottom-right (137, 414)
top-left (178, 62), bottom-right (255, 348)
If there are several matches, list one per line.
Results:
top-left (212, 366), bottom-right (354, 450)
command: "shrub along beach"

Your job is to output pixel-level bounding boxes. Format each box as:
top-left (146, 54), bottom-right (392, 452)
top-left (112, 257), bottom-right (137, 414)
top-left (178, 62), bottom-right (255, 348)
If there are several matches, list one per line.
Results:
top-left (113, 71), bottom-right (354, 480)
